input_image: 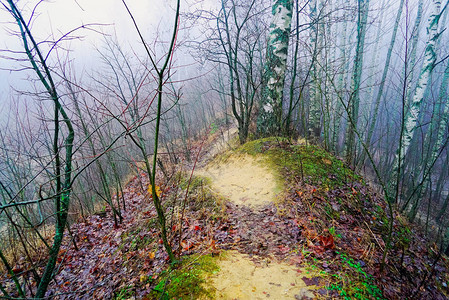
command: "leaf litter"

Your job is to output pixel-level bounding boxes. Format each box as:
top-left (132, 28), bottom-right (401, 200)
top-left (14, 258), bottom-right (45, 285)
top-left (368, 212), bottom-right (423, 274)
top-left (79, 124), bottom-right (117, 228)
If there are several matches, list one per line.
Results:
top-left (4, 127), bottom-right (448, 299)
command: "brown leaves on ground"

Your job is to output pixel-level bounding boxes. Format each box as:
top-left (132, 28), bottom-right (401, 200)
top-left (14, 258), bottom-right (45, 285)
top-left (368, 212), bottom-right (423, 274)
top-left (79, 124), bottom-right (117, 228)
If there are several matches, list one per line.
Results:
top-left (4, 134), bottom-right (448, 300)
top-left (45, 176), bottom-right (170, 299)
top-left (45, 153), bottom-right (449, 300)
top-left (285, 180), bottom-right (449, 299)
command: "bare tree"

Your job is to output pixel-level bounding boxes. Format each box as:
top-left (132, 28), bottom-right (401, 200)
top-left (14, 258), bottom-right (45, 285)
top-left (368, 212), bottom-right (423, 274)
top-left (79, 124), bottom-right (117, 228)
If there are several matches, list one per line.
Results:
top-left (0, 1), bottom-right (75, 296)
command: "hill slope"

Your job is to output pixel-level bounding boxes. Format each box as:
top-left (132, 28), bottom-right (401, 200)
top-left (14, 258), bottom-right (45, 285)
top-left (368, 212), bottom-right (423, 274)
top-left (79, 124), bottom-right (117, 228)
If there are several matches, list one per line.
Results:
top-left (4, 129), bottom-right (448, 299)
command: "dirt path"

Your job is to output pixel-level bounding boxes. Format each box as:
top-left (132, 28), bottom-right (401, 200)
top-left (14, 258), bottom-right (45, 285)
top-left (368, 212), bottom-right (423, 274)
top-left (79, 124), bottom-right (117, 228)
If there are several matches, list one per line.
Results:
top-left (196, 155), bottom-right (279, 208)
top-left (208, 251), bottom-right (315, 299)
top-left (197, 130), bottom-right (322, 299)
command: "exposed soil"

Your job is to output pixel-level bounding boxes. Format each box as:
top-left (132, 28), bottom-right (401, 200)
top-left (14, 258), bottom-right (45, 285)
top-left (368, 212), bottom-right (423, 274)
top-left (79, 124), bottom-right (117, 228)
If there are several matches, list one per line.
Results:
top-left (196, 155), bottom-right (279, 208)
top-left (207, 251), bottom-right (316, 299)
top-left (4, 127), bottom-right (448, 299)
top-left (205, 201), bottom-right (333, 299)
top-left (195, 130), bottom-right (324, 299)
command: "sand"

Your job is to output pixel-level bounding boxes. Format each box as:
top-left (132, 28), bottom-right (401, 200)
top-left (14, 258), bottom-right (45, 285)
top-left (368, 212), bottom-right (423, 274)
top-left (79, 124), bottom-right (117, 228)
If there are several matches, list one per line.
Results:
top-left (206, 251), bottom-right (316, 299)
top-left (196, 155), bottom-right (279, 207)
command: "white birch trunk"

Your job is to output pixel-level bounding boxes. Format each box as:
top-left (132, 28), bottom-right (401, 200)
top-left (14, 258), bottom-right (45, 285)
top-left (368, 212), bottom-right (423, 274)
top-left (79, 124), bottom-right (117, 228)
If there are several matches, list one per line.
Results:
top-left (391, 0), bottom-right (442, 198)
top-left (257, 0), bottom-right (293, 135)
top-left (308, 0), bottom-right (321, 138)
top-left (404, 0), bottom-right (424, 106)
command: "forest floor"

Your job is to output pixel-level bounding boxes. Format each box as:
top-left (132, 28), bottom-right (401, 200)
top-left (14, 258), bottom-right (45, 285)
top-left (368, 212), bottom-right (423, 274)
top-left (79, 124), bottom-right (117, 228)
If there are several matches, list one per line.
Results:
top-left (195, 149), bottom-right (322, 299)
top-left (3, 126), bottom-right (449, 299)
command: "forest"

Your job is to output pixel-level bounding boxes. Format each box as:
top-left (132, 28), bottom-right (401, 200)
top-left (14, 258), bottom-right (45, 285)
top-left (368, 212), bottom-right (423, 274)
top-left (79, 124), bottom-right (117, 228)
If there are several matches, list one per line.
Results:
top-left (0, 0), bottom-right (449, 298)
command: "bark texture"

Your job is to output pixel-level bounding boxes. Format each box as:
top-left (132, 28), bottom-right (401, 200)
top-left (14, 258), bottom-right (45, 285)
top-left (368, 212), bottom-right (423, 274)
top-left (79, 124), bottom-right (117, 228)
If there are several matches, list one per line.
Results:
top-left (258, 0), bottom-right (293, 136)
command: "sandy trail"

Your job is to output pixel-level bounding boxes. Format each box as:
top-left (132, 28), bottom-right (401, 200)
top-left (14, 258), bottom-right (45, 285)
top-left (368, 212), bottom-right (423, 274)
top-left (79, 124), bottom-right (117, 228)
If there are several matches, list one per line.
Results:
top-left (207, 251), bottom-right (316, 299)
top-left (196, 155), bottom-right (279, 208)
top-left (197, 131), bottom-right (319, 299)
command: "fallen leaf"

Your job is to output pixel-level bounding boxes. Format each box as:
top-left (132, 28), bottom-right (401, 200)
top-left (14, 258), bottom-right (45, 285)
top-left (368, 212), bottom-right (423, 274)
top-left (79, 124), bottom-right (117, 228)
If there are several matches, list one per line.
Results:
top-left (148, 184), bottom-right (162, 197)
top-left (181, 240), bottom-right (194, 251)
top-left (318, 235), bottom-right (335, 250)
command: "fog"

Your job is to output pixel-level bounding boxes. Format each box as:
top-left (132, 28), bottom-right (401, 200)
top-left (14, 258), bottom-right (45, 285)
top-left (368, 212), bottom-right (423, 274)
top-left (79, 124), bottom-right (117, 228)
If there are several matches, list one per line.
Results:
top-left (0, 0), bottom-right (189, 97)
top-left (1, 0), bottom-right (449, 297)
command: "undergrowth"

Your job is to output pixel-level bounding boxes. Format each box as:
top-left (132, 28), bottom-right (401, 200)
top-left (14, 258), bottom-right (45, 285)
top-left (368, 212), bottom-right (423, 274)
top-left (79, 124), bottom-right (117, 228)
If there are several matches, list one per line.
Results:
top-left (327, 252), bottom-right (384, 300)
top-left (173, 172), bottom-right (224, 218)
top-left (238, 138), bottom-right (386, 299)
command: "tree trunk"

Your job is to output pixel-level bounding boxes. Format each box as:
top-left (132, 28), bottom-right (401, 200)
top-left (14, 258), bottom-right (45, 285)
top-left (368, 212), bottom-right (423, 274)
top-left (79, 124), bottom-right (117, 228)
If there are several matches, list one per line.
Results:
top-left (257, 0), bottom-right (293, 136)
top-left (332, 0), bottom-right (349, 153)
top-left (308, 0), bottom-right (322, 139)
top-left (405, 0), bottom-right (425, 106)
top-left (391, 0), bottom-right (442, 201)
top-left (344, 0), bottom-right (370, 165)
top-left (365, 0), bottom-right (404, 150)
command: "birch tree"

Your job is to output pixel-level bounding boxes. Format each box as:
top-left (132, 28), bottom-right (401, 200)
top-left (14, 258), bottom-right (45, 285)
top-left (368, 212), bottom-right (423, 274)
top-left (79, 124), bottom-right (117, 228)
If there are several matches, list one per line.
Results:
top-left (308, 0), bottom-right (322, 138)
top-left (405, 0), bottom-right (424, 105)
top-left (391, 0), bottom-right (442, 202)
top-left (257, 0), bottom-right (293, 136)
top-left (405, 57), bottom-right (449, 218)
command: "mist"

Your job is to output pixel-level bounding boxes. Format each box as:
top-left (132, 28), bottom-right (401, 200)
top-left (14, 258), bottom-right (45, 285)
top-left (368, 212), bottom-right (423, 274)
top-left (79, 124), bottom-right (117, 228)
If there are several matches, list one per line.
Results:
top-left (1, 0), bottom-right (449, 298)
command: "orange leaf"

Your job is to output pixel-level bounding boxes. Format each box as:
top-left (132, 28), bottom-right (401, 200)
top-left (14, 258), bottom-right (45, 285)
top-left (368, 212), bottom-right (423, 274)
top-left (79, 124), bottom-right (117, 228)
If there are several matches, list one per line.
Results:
top-left (181, 241), bottom-right (194, 251)
top-left (305, 228), bottom-right (318, 240)
top-left (318, 235), bottom-right (335, 250)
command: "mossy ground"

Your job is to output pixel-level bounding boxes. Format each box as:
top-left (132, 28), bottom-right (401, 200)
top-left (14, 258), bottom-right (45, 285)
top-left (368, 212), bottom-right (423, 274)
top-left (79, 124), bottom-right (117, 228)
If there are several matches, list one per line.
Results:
top-left (146, 253), bottom-right (219, 299)
top-left (237, 137), bottom-right (361, 190)
top-left (235, 138), bottom-right (386, 299)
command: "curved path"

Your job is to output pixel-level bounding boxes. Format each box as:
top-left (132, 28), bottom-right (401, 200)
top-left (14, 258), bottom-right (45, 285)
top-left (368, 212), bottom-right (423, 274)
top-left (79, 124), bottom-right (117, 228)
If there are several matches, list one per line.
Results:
top-left (197, 131), bottom-right (320, 299)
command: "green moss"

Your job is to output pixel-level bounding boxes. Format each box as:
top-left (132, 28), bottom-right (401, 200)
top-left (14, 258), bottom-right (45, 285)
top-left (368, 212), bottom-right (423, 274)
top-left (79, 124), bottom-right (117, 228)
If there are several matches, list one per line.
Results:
top-left (394, 216), bottom-right (412, 249)
top-left (238, 137), bottom-right (289, 155)
top-left (115, 285), bottom-right (135, 299)
top-left (177, 173), bottom-right (212, 191)
top-left (148, 254), bottom-right (219, 299)
top-left (237, 138), bottom-right (360, 190)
